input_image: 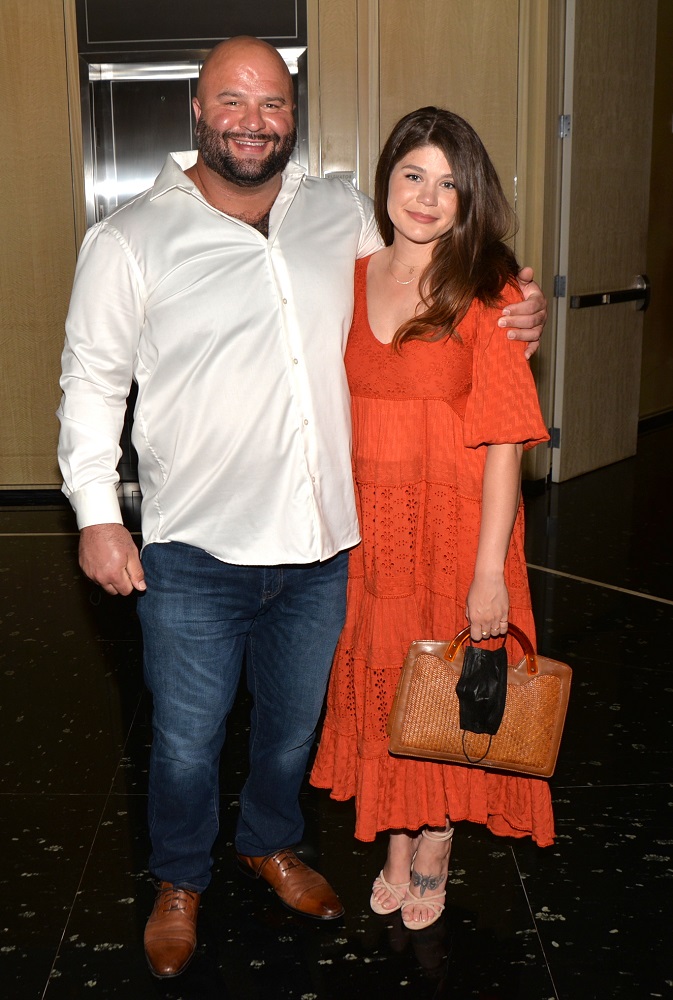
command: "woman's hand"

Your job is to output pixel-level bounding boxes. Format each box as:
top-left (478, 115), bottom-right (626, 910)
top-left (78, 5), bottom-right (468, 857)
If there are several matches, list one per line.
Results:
top-left (466, 572), bottom-right (509, 642)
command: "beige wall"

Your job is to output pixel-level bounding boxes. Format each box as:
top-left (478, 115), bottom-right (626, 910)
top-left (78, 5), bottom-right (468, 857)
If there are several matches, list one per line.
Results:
top-left (640, 0), bottom-right (673, 419)
top-left (307, 0), bottom-right (359, 178)
top-left (309, 0), bottom-right (520, 200)
top-left (378, 0), bottom-right (519, 205)
top-left (0, 0), bottom-right (82, 487)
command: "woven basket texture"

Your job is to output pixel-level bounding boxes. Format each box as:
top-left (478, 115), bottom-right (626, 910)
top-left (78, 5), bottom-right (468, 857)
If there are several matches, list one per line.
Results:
top-left (399, 652), bottom-right (562, 770)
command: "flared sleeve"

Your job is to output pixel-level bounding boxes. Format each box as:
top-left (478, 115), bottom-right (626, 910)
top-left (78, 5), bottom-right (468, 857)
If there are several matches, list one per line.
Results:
top-left (462, 282), bottom-right (550, 450)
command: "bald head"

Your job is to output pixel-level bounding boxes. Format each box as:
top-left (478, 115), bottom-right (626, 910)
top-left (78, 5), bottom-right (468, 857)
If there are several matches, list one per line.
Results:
top-left (197, 36), bottom-right (293, 105)
top-left (191, 35), bottom-right (297, 190)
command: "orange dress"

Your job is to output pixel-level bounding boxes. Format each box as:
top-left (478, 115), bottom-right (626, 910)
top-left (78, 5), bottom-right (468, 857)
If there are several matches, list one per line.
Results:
top-left (310, 256), bottom-right (555, 847)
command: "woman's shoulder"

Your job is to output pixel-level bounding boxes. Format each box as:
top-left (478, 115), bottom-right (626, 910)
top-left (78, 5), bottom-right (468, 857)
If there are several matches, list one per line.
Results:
top-left (354, 254), bottom-right (372, 293)
top-left (355, 253), bottom-right (375, 280)
top-left (498, 278), bottom-right (524, 308)
top-left (461, 277), bottom-right (522, 328)
top-left (356, 249), bottom-right (387, 271)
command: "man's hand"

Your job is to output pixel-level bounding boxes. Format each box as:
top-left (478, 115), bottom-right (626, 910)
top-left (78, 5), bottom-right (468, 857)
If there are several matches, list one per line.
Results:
top-left (79, 523), bottom-right (146, 596)
top-left (499, 266), bottom-right (548, 359)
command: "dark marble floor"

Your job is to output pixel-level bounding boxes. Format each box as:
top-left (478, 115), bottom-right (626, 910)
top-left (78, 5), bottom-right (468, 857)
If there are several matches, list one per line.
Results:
top-left (1, 425), bottom-right (672, 1000)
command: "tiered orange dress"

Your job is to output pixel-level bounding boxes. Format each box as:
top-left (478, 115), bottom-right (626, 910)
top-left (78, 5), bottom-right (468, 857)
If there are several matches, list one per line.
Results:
top-left (311, 256), bottom-right (555, 847)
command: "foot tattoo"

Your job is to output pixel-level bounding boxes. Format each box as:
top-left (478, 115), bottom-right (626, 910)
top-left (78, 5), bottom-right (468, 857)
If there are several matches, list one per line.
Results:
top-left (411, 870), bottom-right (447, 897)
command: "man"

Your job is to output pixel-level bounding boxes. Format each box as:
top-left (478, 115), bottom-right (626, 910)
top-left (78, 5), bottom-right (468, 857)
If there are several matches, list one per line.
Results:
top-left (57, 36), bottom-right (546, 979)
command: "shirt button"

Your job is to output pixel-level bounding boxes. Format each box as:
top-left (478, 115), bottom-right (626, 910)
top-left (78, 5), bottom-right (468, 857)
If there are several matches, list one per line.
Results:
top-left (293, 358), bottom-right (299, 365)
top-left (282, 298), bottom-right (288, 305)
top-left (303, 419), bottom-right (309, 425)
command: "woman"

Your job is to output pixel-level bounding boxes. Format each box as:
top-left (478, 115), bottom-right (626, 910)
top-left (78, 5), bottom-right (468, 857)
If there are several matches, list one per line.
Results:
top-left (311, 107), bottom-right (553, 931)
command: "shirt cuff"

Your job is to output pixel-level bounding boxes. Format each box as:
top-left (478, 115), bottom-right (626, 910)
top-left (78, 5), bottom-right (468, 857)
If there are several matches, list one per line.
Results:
top-left (69, 483), bottom-right (124, 529)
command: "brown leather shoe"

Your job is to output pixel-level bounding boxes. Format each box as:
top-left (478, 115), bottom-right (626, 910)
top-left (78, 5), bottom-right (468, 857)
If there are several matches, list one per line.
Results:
top-left (144, 882), bottom-right (200, 978)
top-left (236, 849), bottom-right (344, 920)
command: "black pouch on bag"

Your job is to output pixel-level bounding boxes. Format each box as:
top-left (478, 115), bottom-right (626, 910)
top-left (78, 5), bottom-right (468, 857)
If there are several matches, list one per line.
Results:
top-left (455, 644), bottom-right (508, 735)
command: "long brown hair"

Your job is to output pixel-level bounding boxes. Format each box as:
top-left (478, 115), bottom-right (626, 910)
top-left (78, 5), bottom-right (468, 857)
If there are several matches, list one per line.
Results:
top-left (374, 107), bottom-right (518, 348)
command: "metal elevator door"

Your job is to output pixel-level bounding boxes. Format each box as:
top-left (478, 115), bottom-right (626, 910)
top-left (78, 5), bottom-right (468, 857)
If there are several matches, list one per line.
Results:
top-left (90, 75), bottom-right (196, 222)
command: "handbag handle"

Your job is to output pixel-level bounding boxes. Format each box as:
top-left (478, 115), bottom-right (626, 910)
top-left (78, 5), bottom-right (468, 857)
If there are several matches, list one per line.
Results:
top-left (443, 623), bottom-right (539, 677)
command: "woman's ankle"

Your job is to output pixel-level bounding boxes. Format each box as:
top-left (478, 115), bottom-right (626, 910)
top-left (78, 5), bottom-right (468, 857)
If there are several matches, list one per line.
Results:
top-left (407, 822), bottom-right (453, 898)
top-left (382, 830), bottom-right (420, 884)
top-left (422, 822), bottom-right (454, 842)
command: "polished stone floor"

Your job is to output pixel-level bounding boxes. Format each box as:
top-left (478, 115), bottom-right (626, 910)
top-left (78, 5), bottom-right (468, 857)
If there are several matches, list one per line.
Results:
top-left (1, 425), bottom-right (671, 999)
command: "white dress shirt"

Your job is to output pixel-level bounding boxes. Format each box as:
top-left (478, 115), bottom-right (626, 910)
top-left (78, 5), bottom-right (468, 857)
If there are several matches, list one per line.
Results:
top-left (57, 152), bottom-right (381, 564)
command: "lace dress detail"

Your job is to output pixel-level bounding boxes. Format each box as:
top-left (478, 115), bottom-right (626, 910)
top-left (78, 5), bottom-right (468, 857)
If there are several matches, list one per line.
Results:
top-left (310, 256), bottom-right (554, 846)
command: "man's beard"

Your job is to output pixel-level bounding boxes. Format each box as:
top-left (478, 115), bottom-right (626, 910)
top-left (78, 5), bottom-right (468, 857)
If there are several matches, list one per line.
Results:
top-left (195, 119), bottom-right (297, 187)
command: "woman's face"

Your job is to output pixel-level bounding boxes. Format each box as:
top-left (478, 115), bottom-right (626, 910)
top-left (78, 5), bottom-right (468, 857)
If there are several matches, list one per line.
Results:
top-left (386, 144), bottom-right (458, 246)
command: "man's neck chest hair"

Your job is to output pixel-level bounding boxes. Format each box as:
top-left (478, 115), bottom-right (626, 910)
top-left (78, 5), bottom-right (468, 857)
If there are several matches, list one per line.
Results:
top-left (201, 190), bottom-right (274, 237)
top-left (231, 207), bottom-right (271, 238)
top-left (185, 162), bottom-right (276, 238)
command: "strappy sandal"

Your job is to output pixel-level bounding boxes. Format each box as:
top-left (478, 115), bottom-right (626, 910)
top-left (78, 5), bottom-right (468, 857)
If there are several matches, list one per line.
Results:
top-left (370, 870), bottom-right (410, 915)
top-left (401, 825), bottom-right (454, 931)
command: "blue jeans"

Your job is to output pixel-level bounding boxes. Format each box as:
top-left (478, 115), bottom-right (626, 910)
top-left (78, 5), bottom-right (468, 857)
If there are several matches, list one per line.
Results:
top-left (136, 542), bottom-right (348, 893)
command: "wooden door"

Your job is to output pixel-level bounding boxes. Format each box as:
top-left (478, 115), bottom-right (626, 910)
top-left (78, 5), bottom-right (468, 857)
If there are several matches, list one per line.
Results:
top-left (551, 0), bottom-right (657, 482)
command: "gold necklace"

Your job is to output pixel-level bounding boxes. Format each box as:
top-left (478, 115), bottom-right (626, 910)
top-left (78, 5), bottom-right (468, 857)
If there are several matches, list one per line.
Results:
top-left (388, 255), bottom-right (420, 285)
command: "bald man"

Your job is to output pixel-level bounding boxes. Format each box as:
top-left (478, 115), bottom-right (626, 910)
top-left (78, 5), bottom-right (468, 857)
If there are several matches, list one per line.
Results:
top-left (58, 36), bottom-right (546, 978)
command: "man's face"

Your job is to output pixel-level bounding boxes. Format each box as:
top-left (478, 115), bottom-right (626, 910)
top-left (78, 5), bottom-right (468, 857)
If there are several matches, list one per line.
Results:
top-left (193, 45), bottom-right (297, 187)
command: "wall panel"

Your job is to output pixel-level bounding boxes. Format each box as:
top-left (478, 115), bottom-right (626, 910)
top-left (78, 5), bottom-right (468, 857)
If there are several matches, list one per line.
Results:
top-left (308, 0), bottom-right (359, 177)
top-left (377, 0), bottom-right (519, 205)
top-left (0, 0), bottom-right (80, 486)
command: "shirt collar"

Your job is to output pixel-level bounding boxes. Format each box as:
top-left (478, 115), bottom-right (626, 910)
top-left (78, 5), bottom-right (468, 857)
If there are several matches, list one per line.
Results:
top-left (149, 151), bottom-right (307, 203)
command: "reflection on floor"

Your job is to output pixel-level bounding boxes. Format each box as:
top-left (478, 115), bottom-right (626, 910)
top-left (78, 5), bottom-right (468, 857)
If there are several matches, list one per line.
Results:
top-left (1, 424), bottom-right (671, 999)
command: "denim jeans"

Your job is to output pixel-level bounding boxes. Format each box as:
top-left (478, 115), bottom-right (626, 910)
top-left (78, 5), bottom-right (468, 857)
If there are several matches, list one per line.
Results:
top-left (136, 541), bottom-right (348, 893)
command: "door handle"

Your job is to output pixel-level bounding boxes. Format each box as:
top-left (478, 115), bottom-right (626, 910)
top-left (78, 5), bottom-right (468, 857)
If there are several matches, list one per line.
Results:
top-left (569, 274), bottom-right (650, 311)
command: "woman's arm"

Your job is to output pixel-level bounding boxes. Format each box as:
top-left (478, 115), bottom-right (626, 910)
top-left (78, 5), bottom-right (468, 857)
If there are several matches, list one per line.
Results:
top-left (465, 442), bottom-right (523, 641)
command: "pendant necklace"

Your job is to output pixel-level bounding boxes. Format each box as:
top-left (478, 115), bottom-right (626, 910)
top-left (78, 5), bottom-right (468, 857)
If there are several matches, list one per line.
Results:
top-left (388, 255), bottom-right (420, 285)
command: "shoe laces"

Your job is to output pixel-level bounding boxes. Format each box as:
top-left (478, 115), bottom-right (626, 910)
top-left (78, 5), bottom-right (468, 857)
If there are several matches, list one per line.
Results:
top-left (157, 885), bottom-right (198, 912)
top-left (273, 850), bottom-right (303, 874)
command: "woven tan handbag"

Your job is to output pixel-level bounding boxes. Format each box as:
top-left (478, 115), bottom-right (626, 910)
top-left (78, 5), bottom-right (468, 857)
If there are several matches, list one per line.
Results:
top-left (387, 624), bottom-right (571, 777)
